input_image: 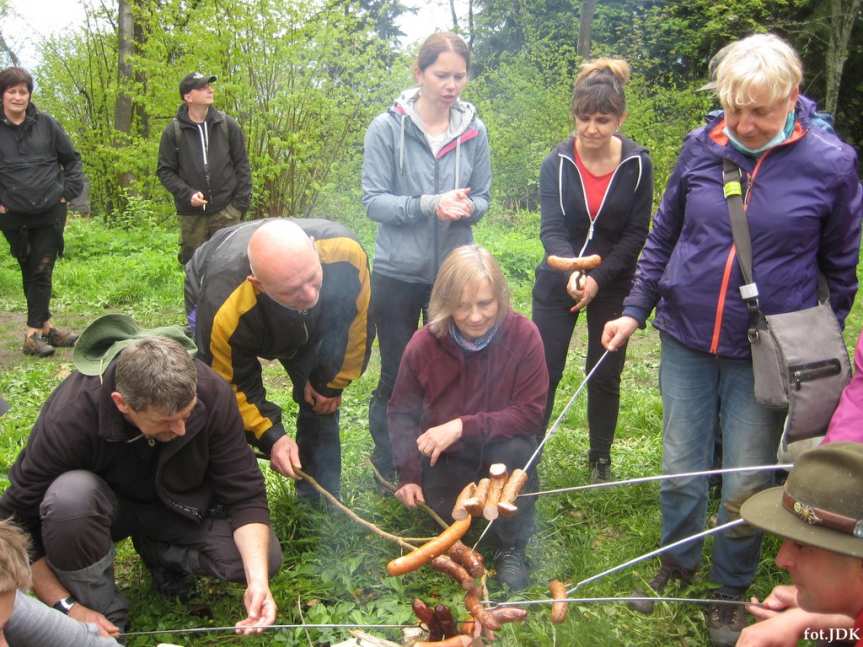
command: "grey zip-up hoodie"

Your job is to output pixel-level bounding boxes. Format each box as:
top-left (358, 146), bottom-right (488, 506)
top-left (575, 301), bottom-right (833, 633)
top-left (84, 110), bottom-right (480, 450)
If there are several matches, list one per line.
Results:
top-left (362, 87), bottom-right (492, 284)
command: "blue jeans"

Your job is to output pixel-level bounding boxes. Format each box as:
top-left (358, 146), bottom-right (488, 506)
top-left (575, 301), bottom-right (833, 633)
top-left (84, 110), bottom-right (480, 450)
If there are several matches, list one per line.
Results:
top-left (658, 334), bottom-right (783, 591)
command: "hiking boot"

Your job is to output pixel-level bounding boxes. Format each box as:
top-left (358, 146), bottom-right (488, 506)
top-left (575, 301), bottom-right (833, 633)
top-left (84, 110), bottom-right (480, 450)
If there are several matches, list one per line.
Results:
top-left (23, 333), bottom-right (54, 357)
top-left (705, 591), bottom-right (747, 646)
top-left (43, 327), bottom-right (78, 347)
top-left (493, 546), bottom-right (529, 591)
top-left (148, 563), bottom-right (195, 602)
top-left (589, 456), bottom-right (612, 483)
top-left (628, 560), bottom-right (694, 614)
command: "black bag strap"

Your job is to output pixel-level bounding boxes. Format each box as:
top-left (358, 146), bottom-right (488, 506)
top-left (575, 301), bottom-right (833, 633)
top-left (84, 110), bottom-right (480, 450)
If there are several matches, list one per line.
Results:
top-left (721, 158), bottom-right (763, 327)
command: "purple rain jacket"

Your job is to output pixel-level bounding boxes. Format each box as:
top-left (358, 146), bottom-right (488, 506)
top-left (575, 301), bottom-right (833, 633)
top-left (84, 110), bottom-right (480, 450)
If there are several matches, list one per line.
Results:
top-left (623, 96), bottom-right (862, 358)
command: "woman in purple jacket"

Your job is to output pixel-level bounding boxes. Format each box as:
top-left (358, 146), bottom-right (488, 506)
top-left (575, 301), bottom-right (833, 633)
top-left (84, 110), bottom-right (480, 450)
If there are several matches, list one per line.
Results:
top-left (602, 34), bottom-right (862, 645)
top-left (388, 245), bottom-right (549, 591)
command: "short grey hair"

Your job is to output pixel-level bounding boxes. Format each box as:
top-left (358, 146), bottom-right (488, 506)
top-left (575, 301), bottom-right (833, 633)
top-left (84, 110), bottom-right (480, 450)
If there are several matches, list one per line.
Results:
top-left (115, 337), bottom-right (197, 413)
top-left (704, 33), bottom-right (802, 109)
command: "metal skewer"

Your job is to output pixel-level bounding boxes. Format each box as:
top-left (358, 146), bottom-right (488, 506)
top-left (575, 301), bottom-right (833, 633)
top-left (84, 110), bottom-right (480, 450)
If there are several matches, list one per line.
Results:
top-left (566, 518), bottom-right (745, 594)
top-left (472, 350), bottom-right (612, 550)
top-left (519, 464), bottom-right (793, 497)
top-left (119, 622), bottom-right (415, 638)
top-left (486, 595), bottom-right (764, 609)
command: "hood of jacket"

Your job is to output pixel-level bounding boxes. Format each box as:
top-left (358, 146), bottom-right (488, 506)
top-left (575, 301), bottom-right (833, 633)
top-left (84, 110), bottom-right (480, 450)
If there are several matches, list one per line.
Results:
top-left (174, 103), bottom-right (225, 127)
top-left (392, 86), bottom-right (477, 143)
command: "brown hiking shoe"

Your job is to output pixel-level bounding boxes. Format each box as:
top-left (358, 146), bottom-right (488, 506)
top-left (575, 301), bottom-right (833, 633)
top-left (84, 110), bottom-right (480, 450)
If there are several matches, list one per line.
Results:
top-left (706, 591), bottom-right (747, 646)
top-left (43, 328), bottom-right (78, 348)
top-left (628, 561), bottom-right (694, 614)
top-left (23, 333), bottom-right (54, 357)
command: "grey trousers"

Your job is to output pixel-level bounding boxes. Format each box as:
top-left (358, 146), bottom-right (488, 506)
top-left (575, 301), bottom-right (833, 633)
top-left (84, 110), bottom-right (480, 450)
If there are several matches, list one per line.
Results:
top-left (40, 470), bottom-right (283, 628)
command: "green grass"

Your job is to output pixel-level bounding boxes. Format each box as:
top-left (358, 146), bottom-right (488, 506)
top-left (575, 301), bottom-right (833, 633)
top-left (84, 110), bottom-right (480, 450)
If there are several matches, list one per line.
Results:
top-left (1, 213), bottom-right (859, 646)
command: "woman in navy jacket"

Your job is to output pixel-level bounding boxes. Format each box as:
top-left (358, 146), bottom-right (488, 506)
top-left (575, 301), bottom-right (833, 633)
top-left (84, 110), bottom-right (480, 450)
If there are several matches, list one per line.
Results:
top-left (532, 58), bottom-right (652, 483)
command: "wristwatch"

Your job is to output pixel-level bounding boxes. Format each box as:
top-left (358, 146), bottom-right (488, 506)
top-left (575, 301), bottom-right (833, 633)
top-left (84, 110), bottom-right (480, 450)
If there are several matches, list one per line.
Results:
top-left (52, 595), bottom-right (76, 614)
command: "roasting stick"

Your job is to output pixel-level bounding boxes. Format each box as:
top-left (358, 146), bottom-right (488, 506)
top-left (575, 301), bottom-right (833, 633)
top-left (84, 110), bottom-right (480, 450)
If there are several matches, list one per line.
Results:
top-left (518, 463), bottom-right (793, 497)
top-left (472, 350), bottom-right (612, 551)
top-left (485, 596), bottom-right (767, 610)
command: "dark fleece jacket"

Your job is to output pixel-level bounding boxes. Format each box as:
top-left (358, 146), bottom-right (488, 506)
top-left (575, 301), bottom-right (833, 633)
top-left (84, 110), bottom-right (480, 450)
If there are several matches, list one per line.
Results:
top-left (0, 360), bottom-right (271, 560)
top-left (388, 311), bottom-right (549, 486)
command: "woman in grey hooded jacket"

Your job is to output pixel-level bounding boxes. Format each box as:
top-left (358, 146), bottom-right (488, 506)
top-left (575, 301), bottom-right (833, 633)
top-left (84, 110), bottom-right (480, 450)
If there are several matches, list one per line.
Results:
top-left (362, 32), bottom-right (492, 480)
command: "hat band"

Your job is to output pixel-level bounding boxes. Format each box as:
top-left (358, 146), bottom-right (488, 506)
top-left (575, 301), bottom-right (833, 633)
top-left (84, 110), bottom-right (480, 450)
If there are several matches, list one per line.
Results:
top-left (782, 491), bottom-right (863, 538)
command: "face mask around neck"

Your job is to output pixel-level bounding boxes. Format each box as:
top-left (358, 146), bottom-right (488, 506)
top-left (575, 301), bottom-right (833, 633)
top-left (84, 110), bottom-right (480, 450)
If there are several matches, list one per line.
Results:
top-left (725, 110), bottom-right (795, 156)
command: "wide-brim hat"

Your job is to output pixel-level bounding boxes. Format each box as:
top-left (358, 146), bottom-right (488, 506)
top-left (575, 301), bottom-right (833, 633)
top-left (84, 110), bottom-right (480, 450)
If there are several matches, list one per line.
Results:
top-left (741, 442), bottom-right (863, 558)
top-left (179, 72), bottom-right (217, 98)
top-left (73, 314), bottom-right (197, 376)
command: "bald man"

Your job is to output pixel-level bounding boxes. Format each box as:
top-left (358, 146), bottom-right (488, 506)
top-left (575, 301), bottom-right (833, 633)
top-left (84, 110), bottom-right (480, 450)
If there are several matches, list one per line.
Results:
top-left (185, 218), bottom-right (372, 502)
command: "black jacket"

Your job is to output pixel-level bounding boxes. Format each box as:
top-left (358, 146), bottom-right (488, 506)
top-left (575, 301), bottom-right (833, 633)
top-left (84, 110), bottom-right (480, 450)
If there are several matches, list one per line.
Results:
top-left (157, 105), bottom-right (252, 215)
top-left (185, 218), bottom-right (373, 454)
top-left (0, 103), bottom-right (84, 228)
top-left (535, 135), bottom-right (653, 297)
top-left (0, 360), bottom-right (272, 560)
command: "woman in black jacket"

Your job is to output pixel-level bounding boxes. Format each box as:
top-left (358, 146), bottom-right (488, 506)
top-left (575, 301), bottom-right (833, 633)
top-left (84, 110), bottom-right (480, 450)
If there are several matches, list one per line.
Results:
top-left (0, 67), bottom-right (84, 357)
top-left (532, 58), bottom-right (652, 482)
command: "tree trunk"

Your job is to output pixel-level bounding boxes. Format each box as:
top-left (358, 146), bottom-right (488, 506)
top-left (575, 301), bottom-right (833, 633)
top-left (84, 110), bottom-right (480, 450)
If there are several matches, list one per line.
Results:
top-left (0, 30), bottom-right (19, 66)
top-left (449, 0), bottom-right (459, 31)
top-left (826, 0), bottom-right (862, 115)
top-left (577, 0), bottom-right (597, 58)
top-left (114, 0), bottom-right (134, 187)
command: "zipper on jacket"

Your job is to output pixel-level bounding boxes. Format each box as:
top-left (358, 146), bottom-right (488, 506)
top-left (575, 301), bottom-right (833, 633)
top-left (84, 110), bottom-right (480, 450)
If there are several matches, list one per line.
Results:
top-left (558, 152), bottom-right (641, 257)
top-left (708, 151), bottom-right (770, 354)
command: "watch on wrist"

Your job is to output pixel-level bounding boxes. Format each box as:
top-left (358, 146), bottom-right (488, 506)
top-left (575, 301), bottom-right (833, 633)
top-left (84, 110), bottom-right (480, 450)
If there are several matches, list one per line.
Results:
top-left (52, 595), bottom-right (76, 614)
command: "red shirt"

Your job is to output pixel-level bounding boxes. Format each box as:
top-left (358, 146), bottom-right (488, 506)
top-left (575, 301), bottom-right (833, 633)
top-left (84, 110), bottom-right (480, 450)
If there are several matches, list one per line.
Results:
top-left (855, 606), bottom-right (863, 646)
top-left (574, 145), bottom-right (614, 220)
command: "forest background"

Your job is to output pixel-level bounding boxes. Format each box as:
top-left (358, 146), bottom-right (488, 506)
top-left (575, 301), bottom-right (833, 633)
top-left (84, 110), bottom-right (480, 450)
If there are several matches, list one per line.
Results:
top-left (0, 0), bottom-right (861, 645)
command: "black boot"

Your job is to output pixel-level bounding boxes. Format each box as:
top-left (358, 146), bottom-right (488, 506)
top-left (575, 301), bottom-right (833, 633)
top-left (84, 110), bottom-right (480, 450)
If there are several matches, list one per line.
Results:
top-left (589, 456), bottom-right (612, 483)
top-left (628, 559), bottom-right (694, 614)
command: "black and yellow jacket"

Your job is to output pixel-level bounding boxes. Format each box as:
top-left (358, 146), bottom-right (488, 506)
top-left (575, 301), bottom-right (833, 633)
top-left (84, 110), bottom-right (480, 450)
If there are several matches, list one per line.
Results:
top-left (184, 218), bottom-right (373, 454)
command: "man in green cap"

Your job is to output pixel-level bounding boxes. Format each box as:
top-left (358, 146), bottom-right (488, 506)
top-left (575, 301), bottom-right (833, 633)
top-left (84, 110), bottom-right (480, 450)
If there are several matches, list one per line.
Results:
top-left (0, 315), bottom-right (282, 637)
top-left (737, 443), bottom-right (863, 646)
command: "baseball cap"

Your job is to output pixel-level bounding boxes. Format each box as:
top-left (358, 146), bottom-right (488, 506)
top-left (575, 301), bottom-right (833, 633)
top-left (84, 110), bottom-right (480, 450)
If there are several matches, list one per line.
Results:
top-left (179, 72), bottom-right (217, 99)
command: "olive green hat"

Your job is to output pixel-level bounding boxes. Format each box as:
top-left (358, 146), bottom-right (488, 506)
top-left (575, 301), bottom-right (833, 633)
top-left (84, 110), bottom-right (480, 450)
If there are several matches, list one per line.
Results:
top-left (72, 314), bottom-right (197, 376)
top-left (741, 442), bottom-right (863, 558)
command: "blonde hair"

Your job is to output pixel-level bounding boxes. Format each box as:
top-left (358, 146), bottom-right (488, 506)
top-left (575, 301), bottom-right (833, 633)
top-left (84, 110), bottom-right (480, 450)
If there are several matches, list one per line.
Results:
top-left (428, 245), bottom-right (510, 337)
top-left (572, 58), bottom-right (630, 118)
top-left (0, 519), bottom-right (31, 593)
top-left (705, 33), bottom-right (802, 109)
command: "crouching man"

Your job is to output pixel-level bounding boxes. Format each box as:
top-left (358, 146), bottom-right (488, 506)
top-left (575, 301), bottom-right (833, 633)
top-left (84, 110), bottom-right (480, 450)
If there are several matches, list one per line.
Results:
top-left (0, 315), bottom-right (283, 636)
top-left (737, 443), bottom-right (863, 646)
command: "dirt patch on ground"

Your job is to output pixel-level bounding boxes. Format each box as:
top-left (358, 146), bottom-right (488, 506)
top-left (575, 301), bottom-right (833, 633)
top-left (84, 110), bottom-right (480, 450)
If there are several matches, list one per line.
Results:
top-left (0, 310), bottom-right (82, 374)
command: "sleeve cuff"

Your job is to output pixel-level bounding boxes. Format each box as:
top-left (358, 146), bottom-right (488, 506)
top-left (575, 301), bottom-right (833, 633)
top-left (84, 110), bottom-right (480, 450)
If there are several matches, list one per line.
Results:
top-left (622, 305), bottom-right (650, 328)
top-left (251, 423), bottom-right (287, 456)
top-left (420, 194), bottom-right (441, 217)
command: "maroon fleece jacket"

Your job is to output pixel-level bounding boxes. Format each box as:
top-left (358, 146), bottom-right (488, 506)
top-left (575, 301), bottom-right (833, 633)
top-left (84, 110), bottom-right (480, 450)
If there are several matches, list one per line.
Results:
top-left (388, 311), bottom-right (549, 486)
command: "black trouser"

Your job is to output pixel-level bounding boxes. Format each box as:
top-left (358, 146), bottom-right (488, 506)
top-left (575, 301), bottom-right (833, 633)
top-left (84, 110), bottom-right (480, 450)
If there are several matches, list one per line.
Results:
top-left (40, 470), bottom-right (283, 627)
top-left (532, 267), bottom-right (629, 461)
top-left (368, 271), bottom-right (432, 479)
top-left (422, 435), bottom-right (539, 550)
top-left (2, 204), bottom-right (66, 329)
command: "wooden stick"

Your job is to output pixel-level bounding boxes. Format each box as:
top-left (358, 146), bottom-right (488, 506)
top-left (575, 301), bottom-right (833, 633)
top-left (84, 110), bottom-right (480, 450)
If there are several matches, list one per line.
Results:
top-left (367, 457), bottom-right (449, 529)
top-left (451, 482), bottom-right (476, 521)
top-left (295, 469), bottom-right (418, 550)
top-left (464, 478), bottom-right (490, 517)
top-left (497, 469), bottom-right (529, 518)
top-left (483, 464), bottom-right (508, 521)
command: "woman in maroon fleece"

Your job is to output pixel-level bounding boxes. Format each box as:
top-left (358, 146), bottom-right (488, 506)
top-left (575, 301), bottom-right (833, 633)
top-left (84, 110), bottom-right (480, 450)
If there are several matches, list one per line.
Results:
top-left (388, 245), bottom-right (549, 590)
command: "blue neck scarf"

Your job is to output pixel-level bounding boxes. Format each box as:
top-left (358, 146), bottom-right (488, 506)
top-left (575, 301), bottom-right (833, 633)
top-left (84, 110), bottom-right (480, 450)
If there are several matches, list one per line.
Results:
top-left (449, 320), bottom-right (500, 352)
top-left (725, 111), bottom-right (795, 157)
